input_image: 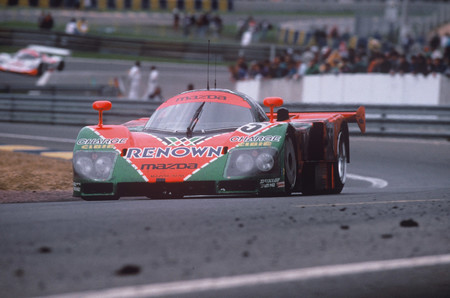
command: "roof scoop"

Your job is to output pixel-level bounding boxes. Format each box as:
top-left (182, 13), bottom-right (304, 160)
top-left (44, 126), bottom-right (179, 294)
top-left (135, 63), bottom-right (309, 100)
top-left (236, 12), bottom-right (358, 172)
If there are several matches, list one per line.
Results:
top-left (92, 101), bottom-right (112, 128)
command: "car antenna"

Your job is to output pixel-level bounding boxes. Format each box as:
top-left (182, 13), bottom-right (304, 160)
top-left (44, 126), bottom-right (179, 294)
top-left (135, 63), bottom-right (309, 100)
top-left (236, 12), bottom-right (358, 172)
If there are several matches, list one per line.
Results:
top-left (214, 54), bottom-right (217, 89)
top-left (207, 40), bottom-right (210, 90)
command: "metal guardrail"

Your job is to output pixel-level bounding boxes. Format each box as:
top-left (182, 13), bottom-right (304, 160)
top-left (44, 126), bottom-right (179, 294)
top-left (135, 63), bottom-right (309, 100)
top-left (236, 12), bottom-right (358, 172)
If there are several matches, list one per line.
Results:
top-left (1, 94), bottom-right (449, 139)
top-left (0, 84), bottom-right (120, 97)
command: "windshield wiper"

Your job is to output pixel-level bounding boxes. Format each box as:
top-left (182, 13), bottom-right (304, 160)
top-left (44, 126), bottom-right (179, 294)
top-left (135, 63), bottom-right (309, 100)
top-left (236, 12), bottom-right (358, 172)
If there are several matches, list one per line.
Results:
top-left (186, 102), bottom-right (205, 138)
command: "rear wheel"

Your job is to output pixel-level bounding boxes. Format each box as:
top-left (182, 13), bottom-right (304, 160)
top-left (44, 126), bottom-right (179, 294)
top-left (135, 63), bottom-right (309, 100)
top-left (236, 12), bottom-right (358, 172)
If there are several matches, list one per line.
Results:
top-left (331, 131), bottom-right (346, 194)
top-left (301, 128), bottom-right (348, 195)
top-left (57, 61), bottom-right (65, 71)
top-left (37, 63), bottom-right (47, 76)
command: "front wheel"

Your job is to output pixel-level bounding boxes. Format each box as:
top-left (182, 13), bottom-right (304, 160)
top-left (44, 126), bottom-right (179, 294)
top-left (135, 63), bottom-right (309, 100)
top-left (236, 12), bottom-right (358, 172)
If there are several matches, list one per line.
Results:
top-left (57, 61), bottom-right (65, 71)
top-left (284, 136), bottom-right (297, 195)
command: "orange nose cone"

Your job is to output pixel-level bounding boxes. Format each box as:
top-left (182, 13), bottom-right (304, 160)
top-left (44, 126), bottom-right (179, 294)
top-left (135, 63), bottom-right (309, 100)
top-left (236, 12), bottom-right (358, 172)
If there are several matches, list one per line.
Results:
top-left (93, 101), bottom-right (112, 111)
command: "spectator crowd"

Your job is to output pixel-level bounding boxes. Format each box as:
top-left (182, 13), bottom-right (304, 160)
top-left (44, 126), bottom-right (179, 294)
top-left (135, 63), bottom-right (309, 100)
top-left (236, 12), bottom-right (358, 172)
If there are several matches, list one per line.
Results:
top-left (230, 27), bottom-right (450, 81)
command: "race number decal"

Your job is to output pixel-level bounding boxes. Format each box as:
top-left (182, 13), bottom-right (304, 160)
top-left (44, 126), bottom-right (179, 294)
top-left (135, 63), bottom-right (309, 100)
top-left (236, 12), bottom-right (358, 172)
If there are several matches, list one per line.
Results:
top-left (238, 123), bottom-right (271, 135)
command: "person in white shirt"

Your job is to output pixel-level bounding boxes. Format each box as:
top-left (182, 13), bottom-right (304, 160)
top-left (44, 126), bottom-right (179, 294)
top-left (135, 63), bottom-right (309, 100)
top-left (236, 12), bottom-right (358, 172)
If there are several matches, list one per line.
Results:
top-left (145, 65), bottom-right (162, 101)
top-left (128, 61), bottom-right (142, 99)
top-left (65, 18), bottom-right (78, 35)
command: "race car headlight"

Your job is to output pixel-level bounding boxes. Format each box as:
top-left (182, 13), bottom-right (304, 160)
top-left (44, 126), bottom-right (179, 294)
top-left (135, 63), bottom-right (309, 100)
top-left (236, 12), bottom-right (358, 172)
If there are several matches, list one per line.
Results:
top-left (73, 151), bottom-right (117, 181)
top-left (225, 148), bottom-right (278, 178)
top-left (74, 156), bottom-right (94, 178)
top-left (255, 152), bottom-right (274, 172)
top-left (235, 153), bottom-right (254, 173)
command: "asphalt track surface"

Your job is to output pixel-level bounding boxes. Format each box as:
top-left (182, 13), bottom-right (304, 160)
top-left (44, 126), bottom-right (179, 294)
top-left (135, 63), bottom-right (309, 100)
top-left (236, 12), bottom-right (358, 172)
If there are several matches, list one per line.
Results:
top-left (1, 120), bottom-right (450, 297)
top-left (1, 58), bottom-right (450, 298)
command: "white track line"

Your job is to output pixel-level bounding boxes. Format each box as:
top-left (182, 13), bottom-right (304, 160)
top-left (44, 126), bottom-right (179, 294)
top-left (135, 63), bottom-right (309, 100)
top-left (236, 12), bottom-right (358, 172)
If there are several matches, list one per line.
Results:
top-left (36, 70), bottom-right (52, 86)
top-left (294, 199), bottom-right (447, 208)
top-left (347, 173), bottom-right (388, 188)
top-left (42, 254), bottom-right (450, 298)
top-left (0, 133), bottom-right (74, 143)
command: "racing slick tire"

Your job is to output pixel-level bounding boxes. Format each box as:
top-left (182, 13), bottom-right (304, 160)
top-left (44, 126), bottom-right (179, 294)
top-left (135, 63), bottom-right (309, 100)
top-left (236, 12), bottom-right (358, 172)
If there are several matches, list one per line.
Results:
top-left (81, 195), bottom-right (119, 201)
top-left (301, 126), bottom-right (348, 195)
top-left (330, 130), bottom-right (347, 194)
top-left (37, 63), bottom-right (47, 76)
top-left (57, 61), bottom-right (65, 71)
top-left (284, 136), bottom-right (297, 195)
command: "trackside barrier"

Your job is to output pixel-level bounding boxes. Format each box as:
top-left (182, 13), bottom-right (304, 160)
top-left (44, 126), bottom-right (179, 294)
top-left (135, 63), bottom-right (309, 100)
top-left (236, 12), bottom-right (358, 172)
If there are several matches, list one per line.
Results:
top-left (0, 94), bottom-right (159, 126)
top-left (1, 94), bottom-right (449, 139)
top-left (0, 84), bottom-right (119, 97)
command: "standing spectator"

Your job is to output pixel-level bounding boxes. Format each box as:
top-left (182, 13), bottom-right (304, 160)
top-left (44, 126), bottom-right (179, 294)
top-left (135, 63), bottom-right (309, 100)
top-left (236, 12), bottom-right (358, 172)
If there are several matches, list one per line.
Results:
top-left (339, 58), bottom-right (352, 73)
top-left (39, 12), bottom-right (54, 30)
top-left (182, 13), bottom-right (195, 37)
top-left (295, 58), bottom-right (308, 79)
top-left (77, 18), bottom-right (89, 35)
top-left (429, 32), bottom-right (441, 52)
top-left (305, 58), bottom-right (320, 75)
top-left (373, 54), bottom-right (392, 73)
top-left (236, 58), bottom-right (248, 80)
top-left (65, 18), bottom-right (78, 35)
top-left (411, 54), bottom-right (428, 76)
top-left (396, 55), bottom-right (411, 74)
top-left (429, 57), bottom-right (446, 75)
top-left (196, 12), bottom-right (210, 38)
top-left (144, 66), bottom-right (160, 100)
top-left (128, 61), bottom-right (142, 99)
top-left (210, 13), bottom-right (223, 39)
top-left (173, 8), bottom-right (180, 30)
top-left (352, 54), bottom-right (367, 73)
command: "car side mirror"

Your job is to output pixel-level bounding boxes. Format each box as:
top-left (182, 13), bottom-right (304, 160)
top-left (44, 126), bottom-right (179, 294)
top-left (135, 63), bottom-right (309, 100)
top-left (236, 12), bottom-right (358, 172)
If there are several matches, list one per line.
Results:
top-left (263, 97), bottom-right (283, 123)
top-left (92, 101), bottom-right (112, 128)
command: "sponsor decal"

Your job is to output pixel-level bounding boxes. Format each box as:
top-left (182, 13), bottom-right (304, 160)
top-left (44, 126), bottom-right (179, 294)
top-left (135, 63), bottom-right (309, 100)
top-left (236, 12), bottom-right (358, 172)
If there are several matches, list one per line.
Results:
top-left (162, 136), bottom-right (208, 146)
top-left (141, 163), bottom-right (198, 170)
top-left (230, 135), bottom-right (281, 143)
top-left (260, 178), bottom-right (280, 189)
top-left (81, 144), bottom-right (115, 150)
top-left (76, 138), bottom-right (128, 145)
top-left (174, 94), bottom-right (227, 102)
top-left (73, 182), bottom-right (81, 192)
top-left (241, 142), bottom-right (273, 147)
top-left (126, 146), bottom-right (223, 159)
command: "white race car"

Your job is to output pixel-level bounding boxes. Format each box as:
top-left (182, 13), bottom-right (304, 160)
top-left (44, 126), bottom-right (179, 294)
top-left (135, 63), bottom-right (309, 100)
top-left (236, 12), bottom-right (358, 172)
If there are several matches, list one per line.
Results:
top-left (0, 45), bottom-right (71, 76)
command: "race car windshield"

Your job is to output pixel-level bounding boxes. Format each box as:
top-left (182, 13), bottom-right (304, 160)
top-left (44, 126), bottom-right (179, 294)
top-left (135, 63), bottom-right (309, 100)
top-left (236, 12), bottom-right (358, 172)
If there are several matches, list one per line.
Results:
top-left (17, 51), bottom-right (39, 60)
top-left (145, 101), bottom-right (253, 133)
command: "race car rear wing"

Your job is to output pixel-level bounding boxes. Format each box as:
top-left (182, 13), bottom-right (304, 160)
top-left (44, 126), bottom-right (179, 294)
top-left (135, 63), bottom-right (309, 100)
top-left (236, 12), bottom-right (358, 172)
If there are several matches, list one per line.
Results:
top-left (264, 97), bottom-right (366, 134)
top-left (287, 106), bottom-right (366, 134)
top-left (27, 45), bottom-right (72, 56)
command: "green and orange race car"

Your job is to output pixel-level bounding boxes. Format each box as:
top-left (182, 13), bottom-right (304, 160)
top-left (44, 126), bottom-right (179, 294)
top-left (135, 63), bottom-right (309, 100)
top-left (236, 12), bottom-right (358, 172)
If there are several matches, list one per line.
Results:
top-left (73, 88), bottom-right (365, 200)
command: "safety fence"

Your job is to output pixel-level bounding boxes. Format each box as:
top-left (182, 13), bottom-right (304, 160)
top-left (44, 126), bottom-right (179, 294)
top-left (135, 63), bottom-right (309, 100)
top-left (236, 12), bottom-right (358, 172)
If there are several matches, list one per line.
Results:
top-left (1, 94), bottom-right (449, 139)
top-left (0, 0), bottom-right (233, 11)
